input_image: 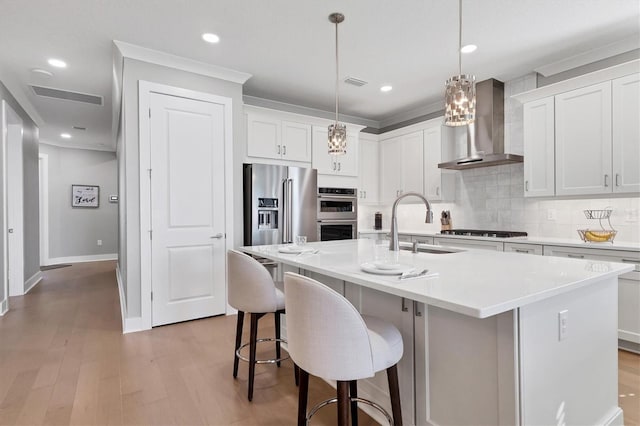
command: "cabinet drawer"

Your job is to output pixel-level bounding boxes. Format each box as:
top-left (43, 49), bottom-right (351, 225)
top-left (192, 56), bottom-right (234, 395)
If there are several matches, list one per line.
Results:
top-left (504, 242), bottom-right (543, 256)
top-left (543, 246), bottom-right (639, 280)
top-left (434, 237), bottom-right (504, 251)
top-left (397, 234), bottom-right (413, 243)
top-left (412, 235), bottom-right (434, 245)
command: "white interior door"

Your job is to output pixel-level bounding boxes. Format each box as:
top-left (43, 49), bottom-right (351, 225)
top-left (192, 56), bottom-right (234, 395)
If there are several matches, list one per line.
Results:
top-left (7, 122), bottom-right (23, 296)
top-left (150, 92), bottom-right (226, 326)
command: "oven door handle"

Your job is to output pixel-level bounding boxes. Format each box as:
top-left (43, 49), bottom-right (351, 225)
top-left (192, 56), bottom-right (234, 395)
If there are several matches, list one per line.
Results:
top-left (317, 219), bottom-right (359, 224)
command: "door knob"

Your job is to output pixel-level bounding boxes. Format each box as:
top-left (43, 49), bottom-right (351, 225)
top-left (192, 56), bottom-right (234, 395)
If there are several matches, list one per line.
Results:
top-left (210, 233), bottom-right (224, 239)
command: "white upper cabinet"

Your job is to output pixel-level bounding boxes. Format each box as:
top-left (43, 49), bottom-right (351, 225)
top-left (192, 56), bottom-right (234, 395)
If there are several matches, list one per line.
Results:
top-left (555, 81), bottom-right (612, 196)
top-left (423, 123), bottom-right (455, 201)
top-left (523, 96), bottom-right (555, 197)
top-left (380, 136), bottom-right (403, 204)
top-left (612, 74), bottom-right (640, 193)
top-left (247, 112), bottom-right (311, 162)
top-left (358, 136), bottom-right (379, 204)
top-left (380, 131), bottom-right (424, 203)
top-left (311, 126), bottom-right (358, 176)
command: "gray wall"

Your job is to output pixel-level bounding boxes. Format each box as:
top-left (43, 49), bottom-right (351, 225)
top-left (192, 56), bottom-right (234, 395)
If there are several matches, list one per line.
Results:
top-left (39, 144), bottom-right (117, 259)
top-left (0, 80), bottom-right (39, 305)
top-left (119, 57), bottom-right (244, 319)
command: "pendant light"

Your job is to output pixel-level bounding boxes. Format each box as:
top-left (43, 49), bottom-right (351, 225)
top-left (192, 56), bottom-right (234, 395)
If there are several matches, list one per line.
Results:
top-left (444, 0), bottom-right (476, 126)
top-left (328, 12), bottom-right (347, 155)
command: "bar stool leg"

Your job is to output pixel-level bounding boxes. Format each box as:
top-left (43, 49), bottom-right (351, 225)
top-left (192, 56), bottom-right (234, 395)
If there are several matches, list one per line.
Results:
top-left (233, 311), bottom-right (244, 378)
top-left (386, 364), bottom-right (403, 426)
top-left (248, 313), bottom-right (261, 401)
top-left (337, 381), bottom-right (350, 426)
top-left (349, 380), bottom-right (358, 426)
top-left (297, 368), bottom-right (309, 426)
top-left (294, 363), bottom-right (300, 387)
top-left (275, 311), bottom-right (282, 367)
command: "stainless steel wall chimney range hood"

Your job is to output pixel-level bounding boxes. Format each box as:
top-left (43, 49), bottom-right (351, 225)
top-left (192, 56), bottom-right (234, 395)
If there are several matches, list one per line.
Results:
top-left (438, 78), bottom-right (523, 170)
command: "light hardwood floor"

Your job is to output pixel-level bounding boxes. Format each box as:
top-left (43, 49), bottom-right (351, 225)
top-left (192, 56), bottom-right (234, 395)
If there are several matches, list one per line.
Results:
top-left (0, 261), bottom-right (638, 425)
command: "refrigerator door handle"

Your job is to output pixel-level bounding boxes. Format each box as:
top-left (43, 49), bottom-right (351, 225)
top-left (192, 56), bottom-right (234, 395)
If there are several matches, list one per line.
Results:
top-left (282, 179), bottom-right (289, 243)
top-left (287, 179), bottom-right (294, 242)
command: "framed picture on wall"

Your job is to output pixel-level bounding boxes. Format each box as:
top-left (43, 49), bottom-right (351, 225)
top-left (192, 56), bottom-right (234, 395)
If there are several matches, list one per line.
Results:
top-left (71, 184), bottom-right (99, 208)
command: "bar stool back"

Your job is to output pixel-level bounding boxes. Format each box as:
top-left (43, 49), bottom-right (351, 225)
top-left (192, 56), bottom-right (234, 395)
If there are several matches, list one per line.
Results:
top-left (227, 249), bottom-right (288, 401)
top-left (284, 272), bottom-right (403, 426)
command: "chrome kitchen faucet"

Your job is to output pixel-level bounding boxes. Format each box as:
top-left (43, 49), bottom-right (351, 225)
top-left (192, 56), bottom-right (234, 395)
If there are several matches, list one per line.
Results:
top-left (389, 192), bottom-right (433, 251)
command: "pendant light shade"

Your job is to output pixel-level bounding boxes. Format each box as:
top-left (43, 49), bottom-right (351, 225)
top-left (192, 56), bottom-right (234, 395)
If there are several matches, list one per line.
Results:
top-left (445, 0), bottom-right (476, 127)
top-left (328, 12), bottom-right (347, 155)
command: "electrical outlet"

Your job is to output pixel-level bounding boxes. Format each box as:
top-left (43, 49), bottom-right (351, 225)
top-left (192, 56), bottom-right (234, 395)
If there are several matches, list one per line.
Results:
top-left (558, 310), bottom-right (568, 341)
top-left (547, 209), bottom-right (557, 220)
top-left (97, 239), bottom-right (102, 246)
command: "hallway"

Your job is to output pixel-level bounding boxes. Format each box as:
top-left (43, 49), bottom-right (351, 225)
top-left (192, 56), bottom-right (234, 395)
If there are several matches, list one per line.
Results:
top-left (0, 262), bottom-right (638, 425)
top-left (0, 262), bottom-right (375, 425)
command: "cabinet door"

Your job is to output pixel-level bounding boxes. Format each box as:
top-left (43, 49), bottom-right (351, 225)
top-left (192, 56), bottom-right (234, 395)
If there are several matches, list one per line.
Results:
top-left (523, 97), bottom-right (555, 197)
top-left (359, 138), bottom-right (379, 203)
top-left (402, 131), bottom-right (424, 195)
top-left (424, 126), bottom-right (443, 200)
top-left (504, 242), bottom-right (543, 255)
top-left (247, 114), bottom-right (280, 159)
top-left (555, 82), bottom-right (612, 196)
top-left (282, 121), bottom-right (311, 162)
top-left (335, 134), bottom-right (359, 176)
top-left (311, 126), bottom-right (336, 174)
top-left (612, 73), bottom-right (640, 193)
top-left (380, 137), bottom-right (403, 203)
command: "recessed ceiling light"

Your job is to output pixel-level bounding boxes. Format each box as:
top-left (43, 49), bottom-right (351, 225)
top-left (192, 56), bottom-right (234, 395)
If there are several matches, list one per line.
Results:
top-left (31, 68), bottom-right (53, 77)
top-left (380, 85), bottom-right (393, 92)
top-left (48, 58), bottom-right (67, 68)
top-left (202, 33), bottom-right (220, 44)
top-left (60, 133), bottom-right (71, 139)
top-left (460, 44), bottom-right (477, 53)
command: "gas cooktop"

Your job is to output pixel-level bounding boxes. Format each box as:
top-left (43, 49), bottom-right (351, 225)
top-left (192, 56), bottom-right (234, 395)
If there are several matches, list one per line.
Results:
top-left (440, 229), bottom-right (528, 238)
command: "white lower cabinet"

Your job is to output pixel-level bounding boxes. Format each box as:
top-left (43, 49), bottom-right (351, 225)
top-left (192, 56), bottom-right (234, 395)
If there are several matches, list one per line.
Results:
top-left (504, 242), bottom-right (543, 255)
top-left (411, 235), bottom-right (434, 245)
top-left (434, 237), bottom-right (505, 251)
top-left (543, 245), bottom-right (640, 346)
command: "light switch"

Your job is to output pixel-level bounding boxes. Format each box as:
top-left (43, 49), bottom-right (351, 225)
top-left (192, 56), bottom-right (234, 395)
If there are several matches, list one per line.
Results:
top-left (558, 310), bottom-right (568, 341)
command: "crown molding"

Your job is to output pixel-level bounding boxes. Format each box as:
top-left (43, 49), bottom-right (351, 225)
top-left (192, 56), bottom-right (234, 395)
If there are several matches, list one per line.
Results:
top-left (114, 40), bottom-right (252, 84)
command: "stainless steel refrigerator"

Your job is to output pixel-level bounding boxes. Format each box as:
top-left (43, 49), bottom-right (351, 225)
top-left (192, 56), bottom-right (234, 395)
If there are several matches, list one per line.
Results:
top-left (243, 163), bottom-right (318, 246)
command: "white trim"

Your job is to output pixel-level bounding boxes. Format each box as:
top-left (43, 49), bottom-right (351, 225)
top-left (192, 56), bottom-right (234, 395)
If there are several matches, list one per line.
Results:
top-left (379, 115), bottom-right (444, 140)
top-left (116, 263), bottom-right (127, 332)
top-left (618, 330), bottom-right (640, 344)
top-left (123, 316), bottom-right (145, 334)
top-left (244, 104), bottom-right (366, 133)
top-left (39, 139), bottom-right (115, 153)
top-left (138, 81), bottom-right (235, 331)
top-left (512, 59), bottom-right (640, 103)
top-left (38, 153), bottom-right (49, 267)
top-left (0, 298), bottom-right (7, 315)
top-left (114, 40), bottom-right (252, 85)
top-left (379, 99), bottom-right (444, 129)
top-left (535, 37), bottom-right (640, 77)
top-left (45, 254), bottom-right (117, 265)
top-left (0, 71), bottom-right (44, 126)
top-left (24, 271), bottom-right (42, 294)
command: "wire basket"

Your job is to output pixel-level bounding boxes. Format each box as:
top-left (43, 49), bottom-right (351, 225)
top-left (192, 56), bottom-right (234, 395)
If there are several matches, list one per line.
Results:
top-left (577, 229), bottom-right (617, 243)
top-left (583, 209), bottom-right (612, 220)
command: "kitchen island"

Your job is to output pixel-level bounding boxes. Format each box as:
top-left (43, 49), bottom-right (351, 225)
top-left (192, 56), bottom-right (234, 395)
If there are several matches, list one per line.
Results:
top-left (240, 239), bottom-right (633, 426)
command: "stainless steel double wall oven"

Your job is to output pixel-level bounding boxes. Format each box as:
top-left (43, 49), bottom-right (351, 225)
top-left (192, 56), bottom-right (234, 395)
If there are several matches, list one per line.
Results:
top-left (317, 187), bottom-right (358, 241)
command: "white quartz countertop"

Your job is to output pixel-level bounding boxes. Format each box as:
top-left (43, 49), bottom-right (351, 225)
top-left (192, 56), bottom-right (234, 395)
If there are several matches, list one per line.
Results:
top-left (240, 239), bottom-right (633, 319)
top-left (390, 230), bottom-right (640, 252)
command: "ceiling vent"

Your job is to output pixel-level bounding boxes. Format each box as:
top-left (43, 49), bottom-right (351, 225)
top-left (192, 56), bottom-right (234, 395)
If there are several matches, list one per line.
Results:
top-left (31, 85), bottom-right (103, 106)
top-left (343, 76), bottom-right (368, 87)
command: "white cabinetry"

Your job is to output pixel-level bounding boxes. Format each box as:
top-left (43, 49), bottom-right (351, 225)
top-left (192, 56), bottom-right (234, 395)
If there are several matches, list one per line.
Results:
top-left (555, 82), bottom-right (612, 196)
top-left (312, 126), bottom-right (358, 176)
top-left (358, 136), bottom-right (379, 203)
top-left (424, 124), bottom-right (455, 201)
top-left (434, 237), bottom-right (504, 251)
top-left (380, 131), bottom-right (424, 203)
top-left (542, 245), bottom-right (640, 345)
top-left (247, 112), bottom-right (311, 162)
top-left (523, 97), bottom-right (555, 197)
top-left (612, 73), bottom-right (640, 193)
top-left (504, 242), bottom-right (543, 255)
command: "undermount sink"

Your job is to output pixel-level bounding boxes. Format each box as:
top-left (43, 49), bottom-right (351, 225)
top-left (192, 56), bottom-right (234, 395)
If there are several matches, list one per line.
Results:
top-left (399, 244), bottom-right (462, 254)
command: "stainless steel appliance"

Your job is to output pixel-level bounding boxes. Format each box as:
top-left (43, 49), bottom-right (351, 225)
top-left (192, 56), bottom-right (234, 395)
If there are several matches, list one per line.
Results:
top-left (243, 164), bottom-right (318, 246)
top-left (317, 187), bottom-right (357, 241)
top-left (440, 229), bottom-right (527, 238)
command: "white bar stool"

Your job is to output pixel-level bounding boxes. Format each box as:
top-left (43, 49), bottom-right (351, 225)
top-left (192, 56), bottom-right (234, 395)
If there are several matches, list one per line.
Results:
top-left (284, 272), bottom-right (403, 426)
top-left (227, 249), bottom-right (294, 401)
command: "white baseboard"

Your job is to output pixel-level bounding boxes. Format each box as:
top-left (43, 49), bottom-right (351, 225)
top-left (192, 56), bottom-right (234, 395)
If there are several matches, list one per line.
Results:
top-left (619, 330), bottom-right (640, 344)
top-left (124, 316), bottom-right (145, 334)
top-left (45, 253), bottom-right (117, 265)
top-left (0, 299), bottom-right (7, 315)
top-left (24, 271), bottom-right (43, 294)
top-left (116, 263), bottom-right (127, 332)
